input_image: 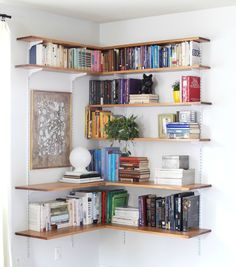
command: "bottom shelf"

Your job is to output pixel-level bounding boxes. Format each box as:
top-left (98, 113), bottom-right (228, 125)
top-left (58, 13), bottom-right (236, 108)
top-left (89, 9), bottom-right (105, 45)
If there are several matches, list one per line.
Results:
top-left (15, 224), bottom-right (211, 240)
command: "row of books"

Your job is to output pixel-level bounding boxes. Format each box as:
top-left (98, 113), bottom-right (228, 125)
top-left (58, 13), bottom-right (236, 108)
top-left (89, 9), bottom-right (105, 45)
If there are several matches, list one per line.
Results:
top-left (29, 43), bottom-right (102, 71)
top-left (158, 110), bottom-right (198, 139)
top-left (166, 122), bottom-right (200, 139)
top-left (119, 156), bottom-right (150, 182)
top-left (139, 192), bottom-right (199, 231)
top-left (29, 41), bottom-right (201, 72)
top-left (89, 79), bottom-right (142, 105)
top-left (29, 189), bottom-right (128, 232)
top-left (85, 109), bottom-right (113, 139)
top-left (102, 41), bottom-right (201, 72)
top-left (87, 147), bottom-right (121, 182)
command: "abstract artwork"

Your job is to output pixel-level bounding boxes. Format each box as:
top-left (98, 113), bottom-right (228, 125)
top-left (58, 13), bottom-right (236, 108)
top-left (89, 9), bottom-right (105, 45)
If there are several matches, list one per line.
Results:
top-left (30, 90), bottom-right (72, 169)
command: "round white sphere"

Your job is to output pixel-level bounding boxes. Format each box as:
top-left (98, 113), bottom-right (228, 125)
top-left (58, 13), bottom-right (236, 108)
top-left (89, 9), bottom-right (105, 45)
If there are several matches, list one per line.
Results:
top-left (69, 147), bottom-right (91, 173)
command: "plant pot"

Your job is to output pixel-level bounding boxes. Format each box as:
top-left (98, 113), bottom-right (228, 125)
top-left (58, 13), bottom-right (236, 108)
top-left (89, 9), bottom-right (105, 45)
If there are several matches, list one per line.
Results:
top-left (173, 90), bottom-right (180, 103)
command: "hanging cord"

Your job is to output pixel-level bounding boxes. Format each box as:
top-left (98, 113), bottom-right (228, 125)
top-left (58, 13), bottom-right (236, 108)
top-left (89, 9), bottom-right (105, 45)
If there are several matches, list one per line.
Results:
top-left (0, 14), bottom-right (12, 21)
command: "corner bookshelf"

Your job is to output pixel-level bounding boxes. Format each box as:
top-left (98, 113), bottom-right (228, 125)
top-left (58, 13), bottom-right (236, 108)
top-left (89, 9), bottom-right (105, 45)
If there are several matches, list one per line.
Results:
top-left (15, 35), bottom-right (212, 242)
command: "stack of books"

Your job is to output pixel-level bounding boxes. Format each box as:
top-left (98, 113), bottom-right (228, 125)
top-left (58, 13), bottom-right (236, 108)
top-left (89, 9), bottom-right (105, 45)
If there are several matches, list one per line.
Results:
top-left (139, 192), bottom-right (200, 231)
top-left (119, 156), bottom-right (150, 182)
top-left (155, 155), bottom-right (195, 186)
top-left (112, 207), bottom-right (139, 226)
top-left (59, 171), bottom-right (103, 184)
top-left (89, 78), bottom-right (142, 105)
top-left (129, 94), bottom-right (159, 104)
top-left (166, 122), bottom-right (200, 139)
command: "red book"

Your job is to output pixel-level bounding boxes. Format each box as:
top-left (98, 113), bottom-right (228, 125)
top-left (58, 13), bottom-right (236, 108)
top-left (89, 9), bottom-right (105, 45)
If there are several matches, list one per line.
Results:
top-left (181, 76), bottom-right (200, 102)
top-left (101, 191), bottom-right (107, 224)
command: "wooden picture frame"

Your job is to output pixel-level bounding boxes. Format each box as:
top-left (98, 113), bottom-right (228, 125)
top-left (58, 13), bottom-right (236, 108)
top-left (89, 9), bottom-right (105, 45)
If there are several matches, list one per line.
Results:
top-left (158, 113), bottom-right (176, 138)
top-left (30, 90), bottom-right (72, 169)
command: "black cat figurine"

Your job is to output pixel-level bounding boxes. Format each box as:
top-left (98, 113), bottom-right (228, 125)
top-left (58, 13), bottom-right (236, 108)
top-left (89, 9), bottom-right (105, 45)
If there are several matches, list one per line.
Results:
top-left (140, 74), bottom-right (153, 94)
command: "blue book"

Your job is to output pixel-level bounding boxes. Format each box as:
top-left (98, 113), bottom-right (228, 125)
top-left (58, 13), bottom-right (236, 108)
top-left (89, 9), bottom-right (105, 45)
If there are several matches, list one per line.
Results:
top-left (29, 45), bottom-right (36, 64)
top-left (166, 123), bottom-right (190, 128)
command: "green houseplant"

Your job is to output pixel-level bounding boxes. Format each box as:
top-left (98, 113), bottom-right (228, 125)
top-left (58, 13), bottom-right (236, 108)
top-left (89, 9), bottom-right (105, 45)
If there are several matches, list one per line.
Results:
top-left (104, 115), bottom-right (139, 155)
top-left (172, 81), bottom-right (180, 103)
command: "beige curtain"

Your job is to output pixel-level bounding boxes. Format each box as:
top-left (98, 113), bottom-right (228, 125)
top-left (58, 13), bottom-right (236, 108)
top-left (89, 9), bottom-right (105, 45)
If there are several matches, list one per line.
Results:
top-left (0, 19), bottom-right (11, 267)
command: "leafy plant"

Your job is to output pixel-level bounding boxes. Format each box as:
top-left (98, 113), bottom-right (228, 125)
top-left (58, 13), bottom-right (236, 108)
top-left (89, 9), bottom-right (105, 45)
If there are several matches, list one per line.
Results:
top-left (172, 81), bottom-right (180, 91)
top-left (104, 115), bottom-right (139, 155)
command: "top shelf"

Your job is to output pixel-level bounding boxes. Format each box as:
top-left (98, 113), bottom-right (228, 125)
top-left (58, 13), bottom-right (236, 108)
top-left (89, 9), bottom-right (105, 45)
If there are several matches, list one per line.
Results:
top-left (17, 36), bottom-right (210, 50)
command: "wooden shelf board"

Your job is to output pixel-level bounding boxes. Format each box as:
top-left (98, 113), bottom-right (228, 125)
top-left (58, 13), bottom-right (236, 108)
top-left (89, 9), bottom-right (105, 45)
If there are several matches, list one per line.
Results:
top-left (15, 224), bottom-right (211, 240)
top-left (102, 37), bottom-right (210, 50)
top-left (105, 182), bottom-right (212, 191)
top-left (105, 224), bottom-right (211, 239)
top-left (15, 224), bottom-right (105, 240)
top-left (89, 137), bottom-right (211, 142)
top-left (15, 181), bottom-right (105, 192)
top-left (15, 181), bottom-right (211, 192)
top-left (17, 36), bottom-right (210, 51)
top-left (15, 64), bottom-right (210, 76)
top-left (98, 65), bottom-right (210, 75)
top-left (15, 64), bottom-right (99, 75)
top-left (88, 101), bottom-right (212, 108)
top-left (16, 36), bottom-right (101, 50)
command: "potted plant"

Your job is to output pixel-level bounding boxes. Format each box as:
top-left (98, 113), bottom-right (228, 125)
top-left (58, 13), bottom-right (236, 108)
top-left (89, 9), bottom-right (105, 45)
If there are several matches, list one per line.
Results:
top-left (172, 81), bottom-right (180, 103)
top-left (104, 115), bottom-right (139, 156)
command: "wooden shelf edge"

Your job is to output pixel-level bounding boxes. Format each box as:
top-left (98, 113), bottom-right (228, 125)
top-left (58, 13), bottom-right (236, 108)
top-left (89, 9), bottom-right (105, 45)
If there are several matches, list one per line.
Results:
top-left (88, 101), bottom-right (212, 108)
top-left (105, 182), bottom-right (212, 191)
top-left (15, 181), bottom-right (211, 192)
top-left (15, 224), bottom-right (211, 240)
top-left (17, 36), bottom-right (210, 51)
top-left (15, 64), bottom-right (210, 76)
top-left (104, 224), bottom-right (211, 239)
top-left (15, 181), bottom-right (106, 192)
top-left (15, 64), bottom-right (99, 75)
top-left (15, 224), bottom-right (105, 240)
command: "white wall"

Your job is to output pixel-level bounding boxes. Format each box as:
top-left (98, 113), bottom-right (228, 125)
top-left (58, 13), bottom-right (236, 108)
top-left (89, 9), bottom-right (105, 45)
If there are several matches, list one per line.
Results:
top-left (0, 3), bottom-right (100, 267)
top-left (99, 6), bottom-right (236, 267)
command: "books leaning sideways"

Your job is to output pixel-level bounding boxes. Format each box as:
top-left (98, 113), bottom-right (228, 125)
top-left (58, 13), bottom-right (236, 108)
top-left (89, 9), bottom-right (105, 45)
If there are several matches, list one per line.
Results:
top-left (119, 156), bottom-right (150, 182)
top-left (129, 94), bottom-right (159, 104)
top-left (112, 207), bottom-right (139, 226)
top-left (166, 122), bottom-right (200, 139)
top-left (59, 171), bottom-right (104, 184)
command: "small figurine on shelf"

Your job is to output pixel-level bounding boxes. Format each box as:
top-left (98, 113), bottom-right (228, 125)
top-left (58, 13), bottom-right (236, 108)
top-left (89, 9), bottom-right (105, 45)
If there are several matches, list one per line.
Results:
top-left (140, 74), bottom-right (153, 94)
top-left (172, 81), bottom-right (180, 103)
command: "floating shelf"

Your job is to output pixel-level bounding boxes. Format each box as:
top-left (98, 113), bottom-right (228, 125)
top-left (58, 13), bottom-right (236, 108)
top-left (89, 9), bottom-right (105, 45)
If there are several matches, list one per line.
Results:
top-left (15, 181), bottom-right (105, 192)
top-left (15, 224), bottom-right (105, 240)
top-left (15, 64), bottom-right (210, 76)
top-left (15, 224), bottom-right (211, 240)
top-left (105, 224), bottom-right (211, 239)
top-left (17, 36), bottom-right (210, 50)
top-left (98, 65), bottom-right (210, 75)
top-left (88, 137), bottom-right (211, 142)
top-left (105, 181), bottom-right (212, 191)
top-left (15, 64), bottom-right (98, 75)
top-left (88, 101), bottom-right (212, 108)
top-left (15, 181), bottom-right (211, 192)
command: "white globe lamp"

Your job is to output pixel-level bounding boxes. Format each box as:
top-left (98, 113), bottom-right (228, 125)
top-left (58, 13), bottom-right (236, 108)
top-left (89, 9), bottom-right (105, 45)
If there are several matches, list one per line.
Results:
top-left (69, 147), bottom-right (91, 174)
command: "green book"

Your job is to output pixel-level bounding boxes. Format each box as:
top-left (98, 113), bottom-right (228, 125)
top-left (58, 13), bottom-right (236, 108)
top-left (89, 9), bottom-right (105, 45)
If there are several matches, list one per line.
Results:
top-left (106, 190), bottom-right (128, 223)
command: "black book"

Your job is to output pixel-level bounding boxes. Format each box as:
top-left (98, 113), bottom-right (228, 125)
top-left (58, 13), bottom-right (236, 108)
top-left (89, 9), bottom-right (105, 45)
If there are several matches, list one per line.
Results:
top-left (146, 195), bottom-right (156, 227)
top-left (175, 192), bottom-right (194, 231)
top-left (182, 195), bottom-right (200, 232)
top-left (155, 197), bottom-right (163, 228)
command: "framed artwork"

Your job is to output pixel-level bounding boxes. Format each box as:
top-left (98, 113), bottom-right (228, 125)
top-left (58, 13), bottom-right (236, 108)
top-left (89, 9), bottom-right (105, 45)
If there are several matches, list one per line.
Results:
top-left (158, 113), bottom-right (176, 138)
top-left (30, 90), bottom-right (72, 169)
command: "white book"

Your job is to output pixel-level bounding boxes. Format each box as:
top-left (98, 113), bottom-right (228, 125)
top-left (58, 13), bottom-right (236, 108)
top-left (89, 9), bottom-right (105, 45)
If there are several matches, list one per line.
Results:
top-left (29, 203), bottom-right (41, 232)
top-left (156, 168), bottom-right (195, 179)
top-left (112, 217), bottom-right (138, 226)
top-left (190, 41), bottom-right (201, 65)
top-left (36, 44), bottom-right (44, 65)
top-left (74, 192), bottom-right (93, 225)
top-left (155, 176), bottom-right (195, 186)
top-left (59, 177), bottom-right (103, 183)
